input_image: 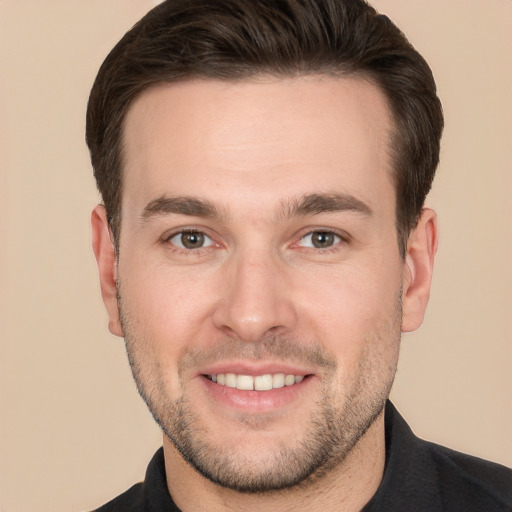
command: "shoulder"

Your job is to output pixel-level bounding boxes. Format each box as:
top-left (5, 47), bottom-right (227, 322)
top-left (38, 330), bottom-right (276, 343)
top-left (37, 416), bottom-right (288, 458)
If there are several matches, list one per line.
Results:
top-left (421, 439), bottom-right (512, 511)
top-left (92, 482), bottom-right (145, 512)
top-left (91, 448), bottom-right (179, 511)
top-left (370, 402), bottom-right (512, 512)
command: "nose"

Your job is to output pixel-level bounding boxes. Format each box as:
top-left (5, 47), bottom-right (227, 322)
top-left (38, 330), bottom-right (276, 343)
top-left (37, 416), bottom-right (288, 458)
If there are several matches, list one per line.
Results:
top-left (212, 250), bottom-right (298, 343)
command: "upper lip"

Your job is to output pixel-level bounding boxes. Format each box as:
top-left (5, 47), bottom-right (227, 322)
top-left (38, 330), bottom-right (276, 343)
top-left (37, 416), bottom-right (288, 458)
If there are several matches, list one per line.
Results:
top-left (197, 362), bottom-right (312, 377)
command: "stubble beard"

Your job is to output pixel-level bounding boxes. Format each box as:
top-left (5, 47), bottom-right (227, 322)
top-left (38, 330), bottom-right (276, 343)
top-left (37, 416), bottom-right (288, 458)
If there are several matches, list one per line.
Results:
top-left (120, 300), bottom-right (401, 494)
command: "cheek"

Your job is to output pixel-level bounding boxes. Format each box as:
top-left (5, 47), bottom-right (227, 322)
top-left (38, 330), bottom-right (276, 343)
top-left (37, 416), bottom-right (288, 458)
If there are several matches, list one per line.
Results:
top-left (120, 258), bottom-right (217, 328)
top-left (296, 259), bottom-right (402, 325)
top-left (119, 273), bottom-right (207, 399)
top-left (294, 260), bottom-right (402, 364)
top-left (118, 263), bottom-right (227, 395)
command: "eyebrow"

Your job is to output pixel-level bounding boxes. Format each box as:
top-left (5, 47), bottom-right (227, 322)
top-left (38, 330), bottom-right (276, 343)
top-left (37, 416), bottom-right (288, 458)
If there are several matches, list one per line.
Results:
top-left (141, 196), bottom-right (220, 221)
top-left (284, 193), bottom-right (373, 218)
top-left (140, 192), bottom-right (372, 222)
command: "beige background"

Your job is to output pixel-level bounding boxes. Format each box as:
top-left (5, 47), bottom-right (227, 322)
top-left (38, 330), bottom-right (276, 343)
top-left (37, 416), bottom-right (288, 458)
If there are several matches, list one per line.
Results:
top-left (1, 1), bottom-right (511, 511)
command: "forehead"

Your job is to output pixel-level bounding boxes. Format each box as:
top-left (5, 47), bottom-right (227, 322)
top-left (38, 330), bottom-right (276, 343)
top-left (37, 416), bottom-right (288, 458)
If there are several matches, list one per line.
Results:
top-left (121, 75), bottom-right (394, 219)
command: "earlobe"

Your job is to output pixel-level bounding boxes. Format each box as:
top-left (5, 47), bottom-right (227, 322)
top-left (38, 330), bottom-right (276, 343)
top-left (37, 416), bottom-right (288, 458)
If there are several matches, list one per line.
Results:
top-left (91, 205), bottom-right (124, 337)
top-left (401, 208), bottom-right (438, 333)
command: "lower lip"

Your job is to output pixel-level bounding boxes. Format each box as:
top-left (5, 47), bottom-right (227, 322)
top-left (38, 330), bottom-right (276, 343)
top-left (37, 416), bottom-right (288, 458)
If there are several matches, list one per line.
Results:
top-left (200, 375), bottom-right (313, 413)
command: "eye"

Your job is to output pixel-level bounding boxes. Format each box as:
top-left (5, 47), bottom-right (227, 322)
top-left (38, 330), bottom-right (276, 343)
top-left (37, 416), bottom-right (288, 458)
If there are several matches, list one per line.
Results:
top-left (299, 231), bottom-right (342, 249)
top-left (168, 230), bottom-right (214, 250)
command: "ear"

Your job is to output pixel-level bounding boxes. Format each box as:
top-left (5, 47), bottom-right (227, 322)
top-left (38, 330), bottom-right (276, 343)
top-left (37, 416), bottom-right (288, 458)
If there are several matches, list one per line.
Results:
top-left (401, 208), bottom-right (438, 333)
top-left (91, 205), bottom-right (123, 337)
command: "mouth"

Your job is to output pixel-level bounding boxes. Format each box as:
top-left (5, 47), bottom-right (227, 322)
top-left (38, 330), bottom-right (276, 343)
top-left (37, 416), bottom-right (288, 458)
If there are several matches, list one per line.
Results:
top-left (199, 367), bottom-right (314, 413)
top-left (206, 373), bottom-right (305, 391)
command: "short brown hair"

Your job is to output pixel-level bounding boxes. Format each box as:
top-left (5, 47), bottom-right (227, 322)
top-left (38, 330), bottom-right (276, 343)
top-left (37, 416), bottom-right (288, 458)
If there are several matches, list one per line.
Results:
top-left (86, 0), bottom-right (443, 256)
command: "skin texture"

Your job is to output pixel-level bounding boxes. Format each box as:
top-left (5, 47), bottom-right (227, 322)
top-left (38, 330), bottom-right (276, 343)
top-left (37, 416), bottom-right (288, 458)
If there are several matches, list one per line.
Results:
top-left (92, 75), bottom-right (437, 512)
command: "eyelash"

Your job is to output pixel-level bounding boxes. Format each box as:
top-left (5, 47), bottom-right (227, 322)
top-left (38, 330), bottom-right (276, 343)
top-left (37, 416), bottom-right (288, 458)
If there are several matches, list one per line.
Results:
top-left (294, 229), bottom-right (349, 253)
top-left (163, 228), bottom-right (217, 254)
top-left (163, 228), bottom-right (349, 254)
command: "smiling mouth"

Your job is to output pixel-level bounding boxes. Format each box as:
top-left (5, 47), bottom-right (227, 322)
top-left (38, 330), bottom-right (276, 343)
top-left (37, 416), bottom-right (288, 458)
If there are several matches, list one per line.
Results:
top-left (206, 373), bottom-right (306, 391)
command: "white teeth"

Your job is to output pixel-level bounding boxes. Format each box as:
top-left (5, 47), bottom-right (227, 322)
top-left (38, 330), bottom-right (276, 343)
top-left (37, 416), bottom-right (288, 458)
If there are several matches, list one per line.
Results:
top-left (272, 373), bottom-right (285, 389)
top-left (284, 374), bottom-right (296, 386)
top-left (225, 373), bottom-right (237, 388)
top-left (254, 374), bottom-right (273, 391)
top-left (209, 372), bottom-right (306, 391)
top-left (236, 374), bottom-right (254, 390)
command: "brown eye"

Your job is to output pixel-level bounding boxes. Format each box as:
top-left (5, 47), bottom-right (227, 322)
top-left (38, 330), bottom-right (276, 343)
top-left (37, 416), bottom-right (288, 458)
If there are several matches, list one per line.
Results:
top-left (169, 231), bottom-right (212, 249)
top-left (311, 232), bottom-right (335, 248)
top-left (181, 232), bottom-right (204, 248)
top-left (299, 231), bottom-right (341, 249)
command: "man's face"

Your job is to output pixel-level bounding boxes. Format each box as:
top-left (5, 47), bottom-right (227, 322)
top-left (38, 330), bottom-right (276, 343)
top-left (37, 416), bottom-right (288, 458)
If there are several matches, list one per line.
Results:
top-left (105, 76), bottom-right (411, 491)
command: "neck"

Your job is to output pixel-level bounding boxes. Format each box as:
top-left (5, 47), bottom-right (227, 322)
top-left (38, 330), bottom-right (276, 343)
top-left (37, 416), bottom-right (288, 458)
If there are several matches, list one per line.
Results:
top-left (164, 410), bottom-right (386, 512)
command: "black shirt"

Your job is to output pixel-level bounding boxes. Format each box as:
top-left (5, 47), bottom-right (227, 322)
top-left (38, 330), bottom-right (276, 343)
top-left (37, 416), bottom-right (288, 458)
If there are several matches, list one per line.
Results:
top-left (94, 402), bottom-right (512, 511)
